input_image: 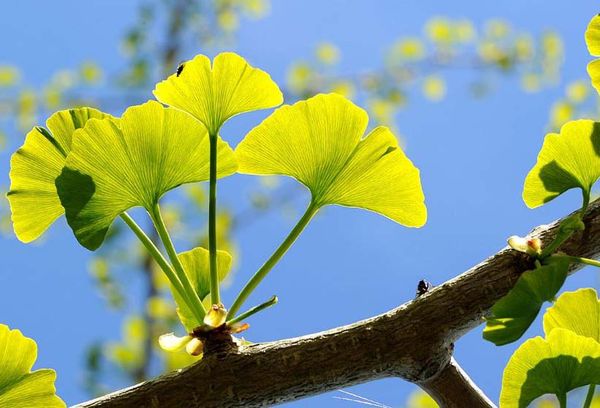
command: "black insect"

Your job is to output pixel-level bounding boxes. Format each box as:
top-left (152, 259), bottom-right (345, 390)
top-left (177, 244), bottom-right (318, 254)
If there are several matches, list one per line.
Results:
top-left (415, 279), bottom-right (432, 297)
top-left (176, 63), bottom-right (185, 77)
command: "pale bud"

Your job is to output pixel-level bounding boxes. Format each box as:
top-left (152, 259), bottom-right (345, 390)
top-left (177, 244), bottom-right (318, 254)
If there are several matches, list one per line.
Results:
top-left (507, 235), bottom-right (542, 255)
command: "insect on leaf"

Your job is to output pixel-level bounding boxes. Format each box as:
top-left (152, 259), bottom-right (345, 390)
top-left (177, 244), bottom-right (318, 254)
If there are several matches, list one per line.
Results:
top-left (55, 100), bottom-right (237, 250)
top-left (0, 324), bottom-right (65, 408)
top-left (7, 107), bottom-right (113, 243)
top-left (153, 52), bottom-right (283, 134)
top-left (235, 93), bottom-right (427, 227)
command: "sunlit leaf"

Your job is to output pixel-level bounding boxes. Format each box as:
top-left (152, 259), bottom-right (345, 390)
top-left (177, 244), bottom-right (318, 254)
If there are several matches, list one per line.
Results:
top-left (544, 288), bottom-right (600, 341)
top-left (523, 120), bottom-right (600, 208)
top-left (500, 328), bottom-right (600, 408)
top-left (0, 324), bottom-right (65, 408)
top-left (586, 14), bottom-right (600, 92)
top-left (236, 93), bottom-right (426, 227)
top-left (172, 247), bottom-right (232, 331)
top-left (153, 52), bottom-right (283, 134)
top-left (55, 101), bottom-right (237, 250)
top-left (483, 257), bottom-right (569, 346)
top-left (7, 107), bottom-right (113, 243)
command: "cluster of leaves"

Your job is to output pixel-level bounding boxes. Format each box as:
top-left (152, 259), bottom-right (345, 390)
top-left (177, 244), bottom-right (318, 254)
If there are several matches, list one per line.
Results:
top-left (483, 14), bottom-right (600, 407)
top-left (3, 51), bottom-right (427, 402)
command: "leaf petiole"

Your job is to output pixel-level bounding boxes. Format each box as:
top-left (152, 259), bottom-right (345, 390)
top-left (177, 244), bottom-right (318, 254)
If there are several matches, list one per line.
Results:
top-left (550, 254), bottom-right (600, 269)
top-left (583, 384), bottom-right (596, 408)
top-left (227, 295), bottom-right (278, 326)
top-left (149, 203), bottom-right (206, 321)
top-left (208, 132), bottom-right (220, 306)
top-left (120, 212), bottom-right (200, 320)
top-left (227, 201), bottom-right (319, 319)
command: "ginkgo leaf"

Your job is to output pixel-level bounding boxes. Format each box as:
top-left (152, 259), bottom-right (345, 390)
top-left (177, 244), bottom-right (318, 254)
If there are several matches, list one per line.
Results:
top-left (523, 119), bottom-right (600, 208)
top-left (7, 107), bottom-right (113, 243)
top-left (483, 257), bottom-right (569, 346)
top-left (55, 101), bottom-right (237, 250)
top-left (153, 52), bottom-right (283, 134)
top-left (0, 324), bottom-right (65, 408)
top-left (544, 288), bottom-right (600, 341)
top-left (500, 328), bottom-right (600, 408)
top-left (171, 247), bottom-right (232, 331)
top-left (586, 14), bottom-right (600, 92)
top-left (235, 93), bottom-right (426, 227)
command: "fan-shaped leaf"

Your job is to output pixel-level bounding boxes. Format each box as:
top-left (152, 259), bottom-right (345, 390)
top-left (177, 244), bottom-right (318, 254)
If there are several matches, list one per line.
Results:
top-left (171, 247), bottom-right (232, 331)
top-left (7, 107), bottom-right (113, 242)
top-left (153, 52), bottom-right (283, 134)
top-left (523, 120), bottom-right (600, 208)
top-left (55, 101), bottom-right (237, 250)
top-left (235, 93), bottom-right (426, 227)
top-left (500, 328), bottom-right (600, 408)
top-left (544, 288), bottom-right (600, 341)
top-left (0, 324), bottom-right (65, 408)
top-left (586, 14), bottom-right (600, 92)
top-left (483, 257), bottom-right (569, 346)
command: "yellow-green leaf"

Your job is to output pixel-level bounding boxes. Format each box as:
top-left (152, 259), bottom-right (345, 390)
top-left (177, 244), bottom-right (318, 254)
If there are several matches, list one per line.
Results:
top-left (544, 288), bottom-right (600, 341)
top-left (500, 328), bottom-right (600, 408)
top-left (483, 257), bottom-right (569, 346)
top-left (55, 101), bottom-right (237, 250)
top-left (172, 247), bottom-right (232, 331)
top-left (586, 14), bottom-right (600, 92)
top-left (0, 324), bottom-right (65, 408)
top-left (235, 93), bottom-right (426, 227)
top-left (523, 120), bottom-right (600, 208)
top-left (153, 52), bottom-right (283, 134)
top-left (7, 107), bottom-right (113, 242)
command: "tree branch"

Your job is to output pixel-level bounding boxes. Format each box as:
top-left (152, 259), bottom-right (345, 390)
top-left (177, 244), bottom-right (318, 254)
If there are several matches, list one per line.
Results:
top-left (74, 199), bottom-right (600, 408)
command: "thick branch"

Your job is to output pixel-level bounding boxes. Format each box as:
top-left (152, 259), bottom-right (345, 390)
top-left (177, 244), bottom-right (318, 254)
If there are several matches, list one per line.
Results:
top-left (74, 199), bottom-right (600, 408)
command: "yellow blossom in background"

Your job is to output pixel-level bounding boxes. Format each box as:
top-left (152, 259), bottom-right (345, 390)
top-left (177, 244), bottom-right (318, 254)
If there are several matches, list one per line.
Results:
top-left (542, 31), bottom-right (563, 61)
top-left (316, 42), bottom-right (340, 65)
top-left (485, 19), bottom-right (511, 39)
top-left (241, 0), bottom-right (269, 18)
top-left (287, 62), bottom-right (312, 93)
top-left (549, 101), bottom-right (573, 129)
top-left (218, 9), bottom-right (239, 32)
top-left (392, 37), bottom-right (425, 60)
top-left (329, 80), bottom-right (355, 99)
top-left (51, 70), bottom-right (76, 88)
top-left (422, 75), bottom-right (446, 101)
top-left (478, 40), bottom-right (504, 63)
top-left (147, 296), bottom-right (174, 320)
top-left (515, 35), bottom-right (534, 61)
top-left (566, 80), bottom-right (589, 103)
top-left (407, 389), bottom-right (438, 408)
top-left (0, 65), bottom-right (20, 86)
top-left (368, 98), bottom-right (394, 123)
top-left (425, 17), bottom-right (452, 44)
top-left (455, 19), bottom-right (476, 43)
top-left (80, 61), bottom-right (102, 84)
top-left (521, 73), bottom-right (541, 93)
top-left (43, 86), bottom-right (62, 109)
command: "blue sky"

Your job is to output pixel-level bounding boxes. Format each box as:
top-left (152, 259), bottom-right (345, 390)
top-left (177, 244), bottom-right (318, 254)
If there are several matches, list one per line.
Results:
top-left (1, 1), bottom-right (600, 406)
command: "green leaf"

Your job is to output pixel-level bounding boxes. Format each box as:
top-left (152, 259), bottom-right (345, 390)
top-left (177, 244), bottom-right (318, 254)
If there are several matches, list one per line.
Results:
top-left (7, 107), bottom-right (113, 242)
top-left (153, 52), bottom-right (283, 134)
top-left (171, 247), bottom-right (232, 331)
top-left (500, 328), bottom-right (600, 408)
top-left (523, 119), bottom-right (600, 208)
top-left (544, 288), bottom-right (600, 341)
top-left (235, 93), bottom-right (427, 227)
top-left (55, 100), bottom-right (237, 250)
top-left (586, 14), bottom-right (600, 92)
top-left (483, 257), bottom-right (569, 346)
top-left (0, 324), bottom-right (65, 408)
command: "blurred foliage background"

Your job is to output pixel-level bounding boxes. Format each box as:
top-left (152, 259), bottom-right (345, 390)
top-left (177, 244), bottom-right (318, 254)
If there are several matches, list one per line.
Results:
top-left (1, 0), bottom-right (598, 406)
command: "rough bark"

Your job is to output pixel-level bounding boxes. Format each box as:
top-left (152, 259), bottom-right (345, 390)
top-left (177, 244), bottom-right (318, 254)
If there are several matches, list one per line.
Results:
top-left (74, 199), bottom-right (600, 408)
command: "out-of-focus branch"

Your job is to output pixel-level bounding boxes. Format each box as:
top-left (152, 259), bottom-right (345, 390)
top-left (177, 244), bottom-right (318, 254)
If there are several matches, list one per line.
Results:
top-left (73, 199), bottom-right (600, 407)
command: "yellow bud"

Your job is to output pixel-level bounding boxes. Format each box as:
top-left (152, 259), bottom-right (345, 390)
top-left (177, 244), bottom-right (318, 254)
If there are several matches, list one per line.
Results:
top-left (203, 304), bottom-right (227, 327)
top-left (185, 337), bottom-right (204, 356)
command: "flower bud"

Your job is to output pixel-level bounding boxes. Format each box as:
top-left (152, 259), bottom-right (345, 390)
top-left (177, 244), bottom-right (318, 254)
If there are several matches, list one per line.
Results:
top-left (507, 235), bottom-right (542, 255)
top-left (203, 303), bottom-right (227, 327)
